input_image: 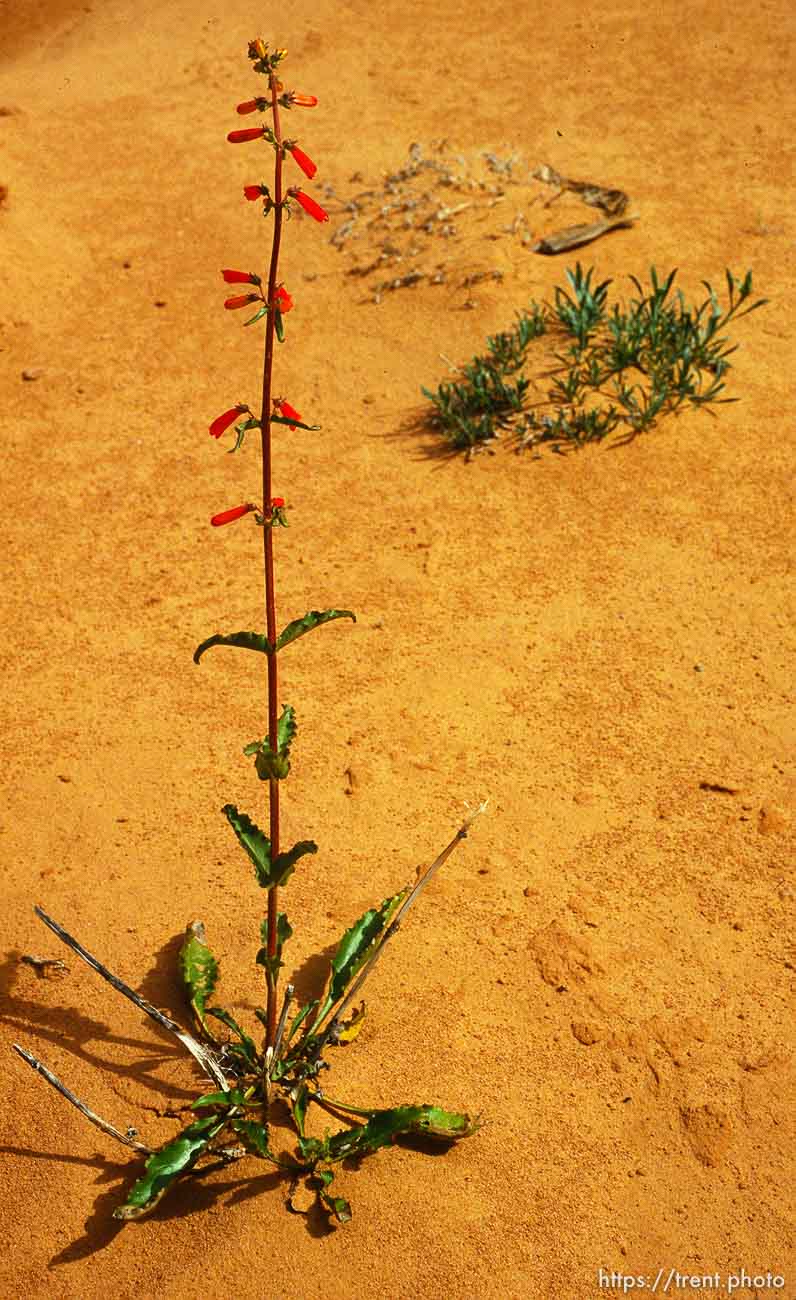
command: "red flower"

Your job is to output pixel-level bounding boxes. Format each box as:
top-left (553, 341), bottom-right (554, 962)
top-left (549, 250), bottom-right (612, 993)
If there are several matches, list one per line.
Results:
top-left (271, 497), bottom-right (285, 508)
top-left (222, 269), bottom-right (261, 285)
top-left (227, 127), bottom-right (265, 144)
top-left (287, 143), bottom-right (317, 179)
top-left (275, 399), bottom-right (301, 429)
top-left (224, 293), bottom-right (260, 310)
top-left (287, 92), bottom-right (318, 108)
top-left (236, 98), bottom-right (265, 114)
top-left (290, 188), bottom-right (329, 223)
top-left (211, 503), bottom-right (256, 527)
top-left (244, 184), bottom-right (265, 201)
top-left (274, 285), bottom-right (293, 313)
top-left (209, 405), bottom-right (247, 439)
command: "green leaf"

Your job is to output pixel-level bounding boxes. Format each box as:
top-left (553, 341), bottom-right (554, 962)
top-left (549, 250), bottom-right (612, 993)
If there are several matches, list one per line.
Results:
top-left (194, 630), bottom-right (274, 665)
top-left (231, 1118), bottom-right (271, 1158)
top-left (314, 1168), bottom-right (352, 1223)
top-left (270, 415), bottom-right (320, 431)
top-left (222, 803), bottom-right (272, 885)
top-left (244, 704), bottom-right (297, 781)
top-left (192, 1087), bottom-right (247, 1110)
top-left (274, 307), bottom-right (285, 342)
top-left (205, 1007), bottom-right (259, 1067)
top-left (243, 305), bottom-right (269, 327)
top-left (312, 890), bottom-right (408, 1029)
top-left (223, 803), bottom-right (315, 889)
top-left (324, 1104), bottom-right (481, 1162)
top-left (112, 1115), bottom-right (225, 1219)
top-left (271, 840), bottom-right (318, 887)
top-left (256, 911), bottom-right (292, 983)
top-left (291, 1081), bottom-right (309, 1137)
top-left (178, 921), bottom-right (219, 1040)
top-left (275, 609), bottom-right (356, 653)
top-left (287, 999), bottom-right (318, 1043)
top-left (228, 417), bottom-right (261, 455)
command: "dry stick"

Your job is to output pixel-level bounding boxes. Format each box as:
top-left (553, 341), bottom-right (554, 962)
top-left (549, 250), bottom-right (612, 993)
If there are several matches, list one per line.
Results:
top-left (271, 982), bottom-right (295, 1066)
top-left (33, 907), bottom-right (228, 1091)
top-left (260, 67), bottom-right (286, 1052)
top-left (313, 802), bottom-right (488, 1054)
top-left (12, 1044), bottom-right (153, 1154)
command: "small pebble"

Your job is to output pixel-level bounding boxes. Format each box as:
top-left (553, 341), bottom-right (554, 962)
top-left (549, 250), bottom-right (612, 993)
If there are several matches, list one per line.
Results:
top-left (21, 367), bottom-right (44, 381)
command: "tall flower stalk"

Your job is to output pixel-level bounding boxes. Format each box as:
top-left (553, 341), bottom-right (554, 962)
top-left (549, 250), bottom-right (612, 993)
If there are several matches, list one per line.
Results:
top-left (13, 37), bottom-right (483, 1226)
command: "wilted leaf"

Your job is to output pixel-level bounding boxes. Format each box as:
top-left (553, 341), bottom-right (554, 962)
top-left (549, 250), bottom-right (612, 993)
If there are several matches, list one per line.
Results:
top-left (333, 1001), bottom-right (367, 1045)
top-left (275, 609), bottom-right (356, 653)
top-left (178, 921), bottom-right (219, 1040)
top-left (194, 630), bottom-right (274, 665)
top-left (112, 1115), bottom-right (225, 1219)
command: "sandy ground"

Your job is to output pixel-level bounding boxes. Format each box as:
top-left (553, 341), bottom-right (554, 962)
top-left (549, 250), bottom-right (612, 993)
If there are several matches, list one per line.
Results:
top-left (1, 1), bottom-right (794, 1297)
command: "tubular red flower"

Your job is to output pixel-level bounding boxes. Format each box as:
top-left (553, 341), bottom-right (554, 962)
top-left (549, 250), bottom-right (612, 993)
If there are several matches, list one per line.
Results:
top-left (290, 189), bottom-right (329, 223)
top-left (224, 293), bottom-right (260, 310)
top-left (271, 497), bottom-right (285, 508)
top-left (209, 405), bottom-right (247, 439)
top-left (211, 503), bottom-right (256, 527)
top-left (287, 144), bottom-right (317, 179)
top-left (244, 184), bottom-right (265, 201)
top-left (288, 92), bottom-right (318, 108)
top-left (222, 269), bottom-right (261, 285)
top-left (274, 286), bottom-right (294, 313)
top-left (236, 99), bottom-right (265, 114)
top-left (227, 127), bottom-right (265, 144)
top-left (275, 399), bottom-right (301, 429)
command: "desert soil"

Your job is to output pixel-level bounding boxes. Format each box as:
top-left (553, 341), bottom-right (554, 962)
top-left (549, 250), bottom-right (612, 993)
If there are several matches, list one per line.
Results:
top-left (1, 1), bottom-right (793, 1297)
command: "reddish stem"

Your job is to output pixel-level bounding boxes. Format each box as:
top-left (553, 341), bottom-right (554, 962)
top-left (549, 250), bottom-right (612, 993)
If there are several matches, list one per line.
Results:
top-left (260, 70), bottom-right (285, 1049)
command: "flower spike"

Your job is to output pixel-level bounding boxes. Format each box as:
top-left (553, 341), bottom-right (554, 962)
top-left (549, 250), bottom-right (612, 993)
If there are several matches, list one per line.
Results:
top-left (286, 143), bottom-right (317, 179)
top-left (210, 503), bottom-right (257, 527)
top-left (209, 405), bottom-right (248, 439)
top-left (289, 188), bottom-right (329, 223)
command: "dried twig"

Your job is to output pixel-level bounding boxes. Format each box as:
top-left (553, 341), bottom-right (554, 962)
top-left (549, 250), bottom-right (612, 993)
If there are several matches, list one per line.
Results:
top-left (12, 1043), bottom-right (153, 1153)
top-left (33, 907), bottom-right (228, 1090)
top-left (315, 802), bottom-right (488, 1049)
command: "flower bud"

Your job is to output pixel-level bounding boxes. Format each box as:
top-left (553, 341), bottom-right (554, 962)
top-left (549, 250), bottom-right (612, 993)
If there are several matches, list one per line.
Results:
top-left (236, 98), bottom-right (266, 114)
top-left (227, 127), bottom-right (265, 144)
top-left (289, 188), bottom-right (329, 223)
top-left (211, 503), bottom-right (256, 527)
top-left (287, 143), bottom-right (317, 179)
top-left (209, 405), bottom-right (248, 439)
top-left (224, 293), bottom-right (260, 310)
top-left (275, 399), bottom-right (302, 429)
top-left (222, 269), bottom-right (261, 285)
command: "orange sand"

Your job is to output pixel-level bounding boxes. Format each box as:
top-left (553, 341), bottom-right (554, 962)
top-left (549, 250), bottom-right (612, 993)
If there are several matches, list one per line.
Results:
top-left (1, 2), bottom-right (793, 1297)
